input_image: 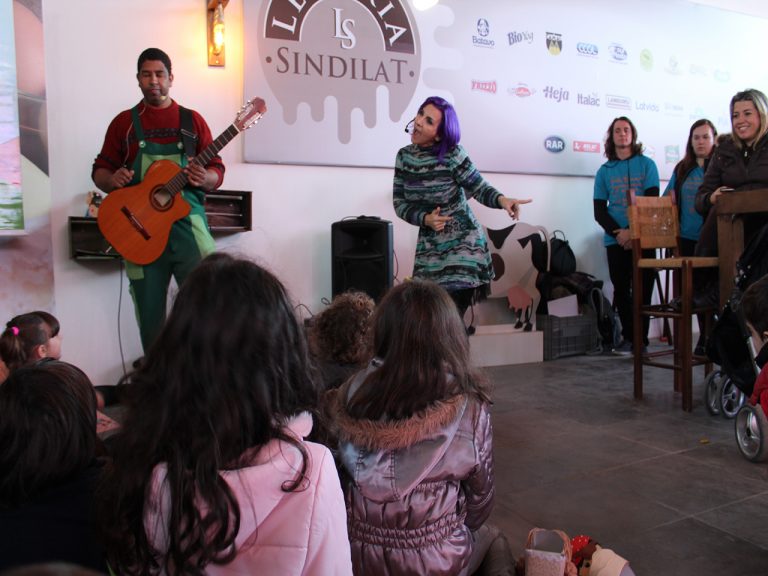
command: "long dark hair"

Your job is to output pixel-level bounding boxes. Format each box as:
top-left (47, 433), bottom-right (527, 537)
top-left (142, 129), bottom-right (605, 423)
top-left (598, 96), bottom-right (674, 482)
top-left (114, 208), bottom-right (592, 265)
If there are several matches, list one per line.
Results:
top-left (347, 280), bottom-right (489, 421)
top-left (604, 116), bottom-right (643, 161)
top-left (0, 360), bottom-right (97, 508)
top-left (673, 119), bottom-right (717, 186)
top-left (98, 253), bottom-right (320, 575)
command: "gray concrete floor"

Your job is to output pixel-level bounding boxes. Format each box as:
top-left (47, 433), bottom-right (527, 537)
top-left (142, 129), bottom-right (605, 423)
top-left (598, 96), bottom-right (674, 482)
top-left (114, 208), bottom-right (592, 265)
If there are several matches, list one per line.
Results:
top-left (486, 349), bottom-right (768, 575)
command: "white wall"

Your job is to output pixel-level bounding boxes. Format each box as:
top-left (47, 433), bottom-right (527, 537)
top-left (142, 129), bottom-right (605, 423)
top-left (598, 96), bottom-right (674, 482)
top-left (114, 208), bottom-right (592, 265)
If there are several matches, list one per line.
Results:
top-left (41, 0), bottom-right (767, 386)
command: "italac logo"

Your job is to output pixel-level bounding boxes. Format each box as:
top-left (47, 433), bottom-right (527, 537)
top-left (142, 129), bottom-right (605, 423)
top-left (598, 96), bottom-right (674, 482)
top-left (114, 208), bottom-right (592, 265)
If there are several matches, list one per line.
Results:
top-left (543, 86), bottom-right (568, 103)
top-left (473, 18), bottom-right (495, 48)
top-left (544, 135), bottom-right (565, 153)
top-left (472, 80), bottom-right (497, 94)
top-left (546, 32), bottom-right (562, 55)
top-left (508, 82), bottom-right (536, 97)
top-left (576, 42), bottom-right (598, 57)
top-left (635, 101), bottom-right (659, 112)
top-left (606, 94), bottom-right (631, 109)
top-left (258, 0), bottom-right (420, 144)
top-left (508, 30), bottom-right (533, 46)
top-left (573, 141), bottom-right (600, 153)
top-left (608, 43), bottom-right (627, 63)
top-left (577, 92), bottom-right (599, 106)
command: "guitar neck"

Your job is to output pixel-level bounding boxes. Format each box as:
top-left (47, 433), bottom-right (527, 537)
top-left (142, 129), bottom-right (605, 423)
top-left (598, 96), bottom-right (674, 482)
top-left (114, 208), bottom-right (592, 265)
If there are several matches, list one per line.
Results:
top-left (165, 123), bottom-right (240, 196)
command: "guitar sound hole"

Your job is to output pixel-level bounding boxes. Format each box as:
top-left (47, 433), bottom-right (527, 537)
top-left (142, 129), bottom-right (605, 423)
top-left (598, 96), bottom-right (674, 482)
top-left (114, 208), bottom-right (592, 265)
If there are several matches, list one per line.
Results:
top-left (151, 188), bottom-right (173, 210)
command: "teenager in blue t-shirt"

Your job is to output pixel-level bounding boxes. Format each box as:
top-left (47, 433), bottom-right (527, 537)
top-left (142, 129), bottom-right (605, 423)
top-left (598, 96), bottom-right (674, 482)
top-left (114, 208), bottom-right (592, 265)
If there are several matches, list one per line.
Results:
top-left (594, 117), bottom-right (660, 355)
top-left (663, 119), bottom-right (717, 355)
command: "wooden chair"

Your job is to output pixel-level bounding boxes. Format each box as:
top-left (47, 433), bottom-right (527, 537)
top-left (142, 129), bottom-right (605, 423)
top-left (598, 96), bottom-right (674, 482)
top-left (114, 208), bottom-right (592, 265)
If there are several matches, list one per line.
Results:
top-left (627, 194), bottom-right (718, 411)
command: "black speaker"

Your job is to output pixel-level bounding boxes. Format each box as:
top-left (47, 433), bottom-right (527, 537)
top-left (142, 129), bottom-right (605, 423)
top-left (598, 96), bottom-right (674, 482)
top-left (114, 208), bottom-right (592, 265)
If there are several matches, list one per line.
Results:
top-left (332, 217), bottom-right (393, 301)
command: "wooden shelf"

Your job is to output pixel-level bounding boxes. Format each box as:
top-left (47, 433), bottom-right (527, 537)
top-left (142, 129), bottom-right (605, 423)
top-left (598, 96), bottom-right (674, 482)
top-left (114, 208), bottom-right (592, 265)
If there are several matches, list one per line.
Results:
top-left (69, 190), bottom-right (252, 261)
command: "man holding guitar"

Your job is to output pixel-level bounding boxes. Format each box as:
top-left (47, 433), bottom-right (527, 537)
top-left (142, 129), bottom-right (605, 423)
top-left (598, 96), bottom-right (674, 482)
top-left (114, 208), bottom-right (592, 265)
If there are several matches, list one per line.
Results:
top-left (92, 48), bottom-right (225, 352)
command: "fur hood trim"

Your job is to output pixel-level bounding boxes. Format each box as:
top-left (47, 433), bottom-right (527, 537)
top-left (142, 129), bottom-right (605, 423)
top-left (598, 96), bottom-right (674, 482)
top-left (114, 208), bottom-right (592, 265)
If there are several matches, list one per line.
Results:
top-left (329, 386), bottom-right (468, 452)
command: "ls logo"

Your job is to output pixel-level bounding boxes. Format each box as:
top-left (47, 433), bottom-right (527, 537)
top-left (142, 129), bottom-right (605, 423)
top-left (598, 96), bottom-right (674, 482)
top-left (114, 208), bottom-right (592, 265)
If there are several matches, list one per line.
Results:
top-left (333, 8), bottom-right (356, 49)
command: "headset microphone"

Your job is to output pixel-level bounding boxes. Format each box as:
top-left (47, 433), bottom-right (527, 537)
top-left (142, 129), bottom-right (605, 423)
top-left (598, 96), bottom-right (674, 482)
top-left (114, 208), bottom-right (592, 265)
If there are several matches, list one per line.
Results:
top-left (404, 119), bottom-right (415, 134)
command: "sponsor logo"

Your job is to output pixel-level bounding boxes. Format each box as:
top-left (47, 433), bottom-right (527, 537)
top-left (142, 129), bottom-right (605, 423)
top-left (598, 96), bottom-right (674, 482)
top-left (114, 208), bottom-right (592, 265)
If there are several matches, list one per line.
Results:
top-left (689, 63), bottom-right (708, 76)
top-left (543, 85), bottom-right (569, 103)
top-left (713, 68), bottom-right (731, 83)
top-left (606, 94), bottom-right (631, 109)
top-left (664, 102), bottom-right (684, 116)
top-left (546, 32), bottom-right (562, 55)
top-left (508, 30), bottom-right (534, 46)
top-left (573, 141), bottom-right (601, 153)
top-left (260, 0), bottom-right (420, 144)
top-left (690, 106), bottom-right (707, 121)
top-left (472, 80), bottom-right (497, 94)
top-left (577, 92), bottom-right (600, 106)
top-left (576, 42), bottom-right (598, 57)
top-left (473, 18), bottom-right (495, 48)
top-left (639, 49), bottom-right (653, 71)
top-left (665, 145), bottom-right (680, 164)
top-left (635, 101), bottom-right (659, 112)
top-left (666, 56), bottom-right (683, 75)
top-left (544, 135), bottom-right (565, 153)
top-left (608, 43), bottom-right (628, 63)
top-left (509, 82), bottom-right (536, 97)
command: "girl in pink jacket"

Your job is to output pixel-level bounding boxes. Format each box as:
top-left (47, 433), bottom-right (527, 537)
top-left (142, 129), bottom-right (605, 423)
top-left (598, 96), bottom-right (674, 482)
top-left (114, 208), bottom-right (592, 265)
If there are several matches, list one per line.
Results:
top-left (98, 254), bottom-right (352, 575)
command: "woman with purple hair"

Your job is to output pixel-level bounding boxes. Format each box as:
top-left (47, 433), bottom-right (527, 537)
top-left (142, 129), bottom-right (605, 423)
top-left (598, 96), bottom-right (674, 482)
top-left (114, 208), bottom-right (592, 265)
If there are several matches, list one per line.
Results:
top-left (393, 96), bottom-right (531, 327)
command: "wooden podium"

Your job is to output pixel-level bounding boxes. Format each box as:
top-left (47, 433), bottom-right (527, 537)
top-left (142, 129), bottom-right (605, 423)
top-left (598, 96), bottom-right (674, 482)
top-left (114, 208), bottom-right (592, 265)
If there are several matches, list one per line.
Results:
top-left (716, 188), bottom-right (768, 307)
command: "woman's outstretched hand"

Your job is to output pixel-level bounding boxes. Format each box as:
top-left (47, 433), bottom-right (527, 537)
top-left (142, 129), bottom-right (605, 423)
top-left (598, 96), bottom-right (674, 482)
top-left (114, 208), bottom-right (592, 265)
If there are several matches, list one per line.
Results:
top-left (499, 197), bottom-right (532, 220)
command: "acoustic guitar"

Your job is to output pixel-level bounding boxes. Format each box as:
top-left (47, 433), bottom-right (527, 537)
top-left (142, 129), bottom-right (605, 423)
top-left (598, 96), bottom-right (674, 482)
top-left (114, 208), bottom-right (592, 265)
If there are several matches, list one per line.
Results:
top-left (98, 97), bottom-right (267, 265)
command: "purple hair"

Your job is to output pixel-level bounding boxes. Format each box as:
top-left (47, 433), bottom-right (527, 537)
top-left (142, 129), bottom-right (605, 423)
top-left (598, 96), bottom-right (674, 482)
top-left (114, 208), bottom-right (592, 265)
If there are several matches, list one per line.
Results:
top-left (419, 96), bottom-right (461, 162)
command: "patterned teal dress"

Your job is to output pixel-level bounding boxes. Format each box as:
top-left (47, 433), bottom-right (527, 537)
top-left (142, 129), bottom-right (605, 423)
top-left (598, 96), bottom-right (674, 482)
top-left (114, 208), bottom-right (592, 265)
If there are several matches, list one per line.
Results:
top-left (393, 144), bottom-right (502, 293)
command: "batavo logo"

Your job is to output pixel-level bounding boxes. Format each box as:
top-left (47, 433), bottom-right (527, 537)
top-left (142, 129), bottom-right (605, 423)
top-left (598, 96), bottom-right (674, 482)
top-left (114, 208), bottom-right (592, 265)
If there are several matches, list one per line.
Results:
top-left (258, 0), bottom-right (420, 143)
top-left (544, 136), bottom-right (565, 153)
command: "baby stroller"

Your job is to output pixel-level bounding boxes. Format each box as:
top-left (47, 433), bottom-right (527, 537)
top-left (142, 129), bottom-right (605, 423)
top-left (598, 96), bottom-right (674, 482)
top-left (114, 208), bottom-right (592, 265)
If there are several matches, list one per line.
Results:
top-left (705, 224), bottom-right (768, 461)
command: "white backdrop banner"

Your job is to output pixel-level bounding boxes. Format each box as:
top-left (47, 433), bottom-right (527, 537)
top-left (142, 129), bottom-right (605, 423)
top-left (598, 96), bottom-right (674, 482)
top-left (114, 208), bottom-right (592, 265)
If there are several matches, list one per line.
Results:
top-left (244, 0), bottom-right (768, 178)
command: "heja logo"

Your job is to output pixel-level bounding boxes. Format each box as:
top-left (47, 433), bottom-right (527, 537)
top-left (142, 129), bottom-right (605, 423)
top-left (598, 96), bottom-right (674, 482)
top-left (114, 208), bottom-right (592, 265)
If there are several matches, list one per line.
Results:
top-left (258, 0), bottom-right (420, 143)
top-left (472, 80), bottom-right (497, 94)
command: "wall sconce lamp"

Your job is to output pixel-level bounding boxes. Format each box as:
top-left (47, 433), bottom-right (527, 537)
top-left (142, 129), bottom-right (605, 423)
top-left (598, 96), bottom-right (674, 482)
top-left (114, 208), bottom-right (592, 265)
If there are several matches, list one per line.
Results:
top-left (207, 0), bottom-right (228, 67)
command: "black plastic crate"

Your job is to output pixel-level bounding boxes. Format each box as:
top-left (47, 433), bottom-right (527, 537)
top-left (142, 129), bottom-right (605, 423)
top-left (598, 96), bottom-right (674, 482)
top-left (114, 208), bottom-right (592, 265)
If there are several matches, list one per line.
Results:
top-left (537, 314), bottom-right (598, 360)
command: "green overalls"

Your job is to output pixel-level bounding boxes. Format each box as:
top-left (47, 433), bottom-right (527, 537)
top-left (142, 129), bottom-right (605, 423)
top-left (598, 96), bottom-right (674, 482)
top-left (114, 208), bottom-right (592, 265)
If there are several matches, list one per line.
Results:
top-left (125, 105), bottom-right (216, 351)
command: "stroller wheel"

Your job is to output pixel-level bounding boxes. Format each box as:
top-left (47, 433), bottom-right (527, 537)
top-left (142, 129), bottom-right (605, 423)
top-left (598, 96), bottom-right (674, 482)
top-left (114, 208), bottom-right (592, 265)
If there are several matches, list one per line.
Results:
top-left (720, 377), bottom-right (746, 419)
top-left (735, 404), bottom-right (768, 462)
top-left (704, 370), bottom-right (727, 416)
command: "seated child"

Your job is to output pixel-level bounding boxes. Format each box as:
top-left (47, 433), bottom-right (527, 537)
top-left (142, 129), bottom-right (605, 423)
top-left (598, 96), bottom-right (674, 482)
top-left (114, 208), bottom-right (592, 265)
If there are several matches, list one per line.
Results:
top-left (0, 360), bottom-right (107, 572)
top-left (308, 290), bottom-right (375, 391)
top-left (98, 254), bottom-right (352, 575)
top-left (1, 312), bottom-right (118, 435)
top-left (1, 311), bottom-right (62, 374)
top-left (741, 274), bottom-right (768, 413)
top-left (328, 280), bottom-right (514, 575)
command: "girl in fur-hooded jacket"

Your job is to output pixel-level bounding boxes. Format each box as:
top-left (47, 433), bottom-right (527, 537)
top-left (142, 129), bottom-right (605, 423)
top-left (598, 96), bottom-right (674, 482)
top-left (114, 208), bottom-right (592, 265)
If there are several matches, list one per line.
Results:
top-left (331, 364), bottom-right (494, 576)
